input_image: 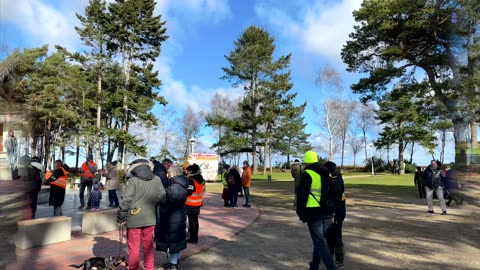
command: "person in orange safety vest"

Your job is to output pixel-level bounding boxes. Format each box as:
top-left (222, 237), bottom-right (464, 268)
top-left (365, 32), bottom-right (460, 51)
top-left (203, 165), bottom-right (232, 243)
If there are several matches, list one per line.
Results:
top-left (185, 163), bottom-right (205, 244)
top-left (78, 154), bottom-right (97, 209)
top-left (45, 160), bottom-right (68, 216)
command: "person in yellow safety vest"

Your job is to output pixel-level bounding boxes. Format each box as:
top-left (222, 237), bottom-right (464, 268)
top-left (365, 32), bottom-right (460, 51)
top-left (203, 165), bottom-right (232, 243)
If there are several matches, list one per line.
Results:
top-left (45, 160), bottom-right (68, 216)
top-left (185, 163), bottom-right (205, 244)
top-left (296, 151), bottom-right (337, 270)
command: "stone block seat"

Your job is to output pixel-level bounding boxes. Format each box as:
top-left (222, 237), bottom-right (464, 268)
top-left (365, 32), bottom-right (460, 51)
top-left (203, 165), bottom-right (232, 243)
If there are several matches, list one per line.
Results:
top-left (14, 216), bottom-right (72, 249)
top-left (82, 208), bottom-right (119, 235)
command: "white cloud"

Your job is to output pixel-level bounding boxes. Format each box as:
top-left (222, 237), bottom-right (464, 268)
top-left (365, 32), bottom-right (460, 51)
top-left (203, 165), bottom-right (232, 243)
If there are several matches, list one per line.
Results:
top-left (255, 0), bottom-right (362, 63)
top-left (0, 0), bottom-right (79, 49)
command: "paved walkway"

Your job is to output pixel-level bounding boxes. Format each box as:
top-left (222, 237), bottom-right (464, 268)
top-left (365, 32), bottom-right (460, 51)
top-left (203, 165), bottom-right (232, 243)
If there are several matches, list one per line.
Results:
top-left (5, 188), bottom-right (259, 270)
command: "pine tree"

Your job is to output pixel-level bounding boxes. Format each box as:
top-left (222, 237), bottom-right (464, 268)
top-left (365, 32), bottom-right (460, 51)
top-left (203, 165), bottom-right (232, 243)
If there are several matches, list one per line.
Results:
top-left (222, 25), bottom-right (292, 173)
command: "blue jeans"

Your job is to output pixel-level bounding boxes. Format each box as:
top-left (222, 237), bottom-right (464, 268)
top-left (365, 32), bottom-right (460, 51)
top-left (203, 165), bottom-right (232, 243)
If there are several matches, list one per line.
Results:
top-left (243, 187), bottom-right (251, 204)
top-left (307, 218), bottom-right (337, 270)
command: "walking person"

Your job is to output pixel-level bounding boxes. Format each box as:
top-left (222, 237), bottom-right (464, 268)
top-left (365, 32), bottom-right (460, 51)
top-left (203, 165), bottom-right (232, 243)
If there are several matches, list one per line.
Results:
top-left (324, 161), bottom-right (346, 268)
top-left (241, 160), bottom-right (252, 208)
top-left (78, 154), bottom-right (97, 210)
top-left (423, 160), bottom-right (447, 214)
top-left (103, 160), bottom-right (120, 208)
top-left (296, 151), bottom-right (337, 270)
top-left (45, 160), bottom-right (68, 216)
top-left (117, 158), bottom-right (167, 270)
top-left (3, 130), bottom-right (18, 171)
top-left (185, 164), bottom-right (205, 244)
top-left (414, 166), bottom-right (426, 198)
top-left (445, 167), bottom-right (464, 207)
top-left (291, 159), bottom-right (304, 209)
top-left (156, 166), bottom-right (188, 270)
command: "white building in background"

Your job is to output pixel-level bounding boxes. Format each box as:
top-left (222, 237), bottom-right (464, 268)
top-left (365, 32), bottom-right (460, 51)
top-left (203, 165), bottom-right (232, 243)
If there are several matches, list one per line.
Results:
top-left (185, 153), bottom-right (219, 181)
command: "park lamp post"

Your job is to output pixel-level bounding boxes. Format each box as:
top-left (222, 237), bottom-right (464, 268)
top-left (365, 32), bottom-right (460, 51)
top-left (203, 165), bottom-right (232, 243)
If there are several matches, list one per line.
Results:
top-left (189, 137), bottom-right (196, 155)
top-left (370, 144), bottom-right (375, 176)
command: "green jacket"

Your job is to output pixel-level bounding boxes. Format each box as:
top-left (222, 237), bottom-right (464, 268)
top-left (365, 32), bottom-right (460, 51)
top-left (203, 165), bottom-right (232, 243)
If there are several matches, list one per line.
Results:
top-left (118, 164), bottom-right (166, 228)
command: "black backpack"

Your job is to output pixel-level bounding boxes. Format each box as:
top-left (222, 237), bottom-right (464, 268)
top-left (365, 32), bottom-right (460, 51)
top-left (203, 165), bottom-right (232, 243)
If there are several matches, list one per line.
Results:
top-left (319, 173), bottom-right (343, 213)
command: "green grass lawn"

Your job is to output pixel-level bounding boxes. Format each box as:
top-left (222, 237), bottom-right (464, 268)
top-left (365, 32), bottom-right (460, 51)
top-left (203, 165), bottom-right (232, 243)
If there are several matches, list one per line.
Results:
top-left (208, 173), bottom-right (415, 195)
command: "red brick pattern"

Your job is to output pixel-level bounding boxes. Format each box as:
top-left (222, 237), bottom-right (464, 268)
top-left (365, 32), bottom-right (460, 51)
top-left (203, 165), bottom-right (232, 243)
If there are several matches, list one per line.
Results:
top-left (6, 194), bottom-right (259, 270)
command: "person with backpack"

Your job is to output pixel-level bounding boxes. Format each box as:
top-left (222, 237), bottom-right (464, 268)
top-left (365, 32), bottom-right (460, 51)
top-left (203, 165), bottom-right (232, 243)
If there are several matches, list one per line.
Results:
top-left (156, 166), bottom-right (188, 270)
top-left (291, 159), bottom-right (304, 209)
top-left (324, 161), bottom-right (346, 268)
top-left (296, 150), bottom-right (337, 270)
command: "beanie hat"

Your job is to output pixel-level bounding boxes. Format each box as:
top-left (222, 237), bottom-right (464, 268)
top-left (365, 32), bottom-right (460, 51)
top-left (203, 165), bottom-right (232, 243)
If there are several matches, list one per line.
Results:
top-left (182, 161), bottom-right (190, 169)
top-left (303, 151), bottom-right (318, 164)
top-left (324, 161), bottom-right (336, 173)
top-left (186, 163), bottom-right (201, 174)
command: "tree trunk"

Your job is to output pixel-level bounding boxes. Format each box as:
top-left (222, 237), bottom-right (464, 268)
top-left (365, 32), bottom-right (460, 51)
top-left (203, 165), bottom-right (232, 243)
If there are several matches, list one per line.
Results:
top-left (471, 120), bottom-right (477, 156)
top-left (409, 142), bottom-right (414, 164)
top-left (75, 137), bottom-right (80, 170)
top-left (263, 144), bottom-right (267, 175)
top-left (398, 141), bottom-right (405, 175)
top-left (269, 143), bottom-right (273, 175)
top-left (363, 131), bottom-right (368, 163)
top-left (453, 119), bottom-right (469, 168)
top-left (95, 75), bottom-right (102, 165)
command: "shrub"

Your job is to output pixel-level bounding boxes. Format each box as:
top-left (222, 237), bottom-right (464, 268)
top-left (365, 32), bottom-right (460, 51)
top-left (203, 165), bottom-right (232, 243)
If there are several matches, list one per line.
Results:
top-left (404, 163), bottom-right (417, 174)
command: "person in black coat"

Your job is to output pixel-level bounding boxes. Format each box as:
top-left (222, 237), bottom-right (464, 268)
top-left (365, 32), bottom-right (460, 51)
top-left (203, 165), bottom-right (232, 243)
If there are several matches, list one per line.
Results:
top-left (225, 165), bottom-right (241, 208)
top-left (46, 160), bottom-right (68, 216)
top-left (324, 161), bottom-right (346, 268)
top-left (150, 157), bottom-right (173, 187)
top-left (156, 166), bottom-right (188, 270)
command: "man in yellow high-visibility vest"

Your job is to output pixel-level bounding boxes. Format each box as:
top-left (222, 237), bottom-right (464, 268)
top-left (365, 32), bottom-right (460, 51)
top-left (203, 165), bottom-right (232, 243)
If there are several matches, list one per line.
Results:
top-left (296, 151), bottom-right (336, 270)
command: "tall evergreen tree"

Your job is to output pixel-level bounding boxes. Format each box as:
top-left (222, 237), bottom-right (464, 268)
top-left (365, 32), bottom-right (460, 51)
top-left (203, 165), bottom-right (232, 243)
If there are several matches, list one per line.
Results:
top-left (107, 0), bottom-right (168, 163)
top-left (75, 0), bottom-right (111, 164)
top-left (222, 25), bottom-right (291, 174)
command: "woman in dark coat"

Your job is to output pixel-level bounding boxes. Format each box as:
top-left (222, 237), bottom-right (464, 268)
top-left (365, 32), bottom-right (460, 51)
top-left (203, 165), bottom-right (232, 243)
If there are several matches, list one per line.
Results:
top-left (156, 166), bottom-right (188, 270)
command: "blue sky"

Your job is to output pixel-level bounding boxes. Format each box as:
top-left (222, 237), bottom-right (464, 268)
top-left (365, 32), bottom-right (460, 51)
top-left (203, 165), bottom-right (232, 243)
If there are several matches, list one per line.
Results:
top-left (0, 0), bottom-right (455, 166)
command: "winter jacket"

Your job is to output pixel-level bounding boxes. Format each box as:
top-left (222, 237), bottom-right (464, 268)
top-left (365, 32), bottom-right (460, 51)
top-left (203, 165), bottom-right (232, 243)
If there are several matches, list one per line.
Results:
top-left (291, 162), bottom-right (304, 193)
top-left (152, 160), bottom-right (169, 187)
top-left (445, 169), bottom-right (460, 190)
top-left (117, 164), bottom-right (166, 229)
top-left (296, 162), bottom-right (333, 222)
top-left (156, 175), bottom-right (188, 253)
top-left (242, 165), bottom-right (252, 187)
top-left (47, 167), bottom-right (67, 207)
top-left (332, 170), bottom-right (346, 223)
top-left (226, 168), bottom-right (241, 194)
top-left (105, 166), bottom-right (119, 190)
top-left (422, 165), bottom-right (445, 189)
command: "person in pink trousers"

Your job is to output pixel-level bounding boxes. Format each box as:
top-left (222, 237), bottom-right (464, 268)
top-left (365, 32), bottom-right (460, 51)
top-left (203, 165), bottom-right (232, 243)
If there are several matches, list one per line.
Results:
top-left (117, 158), bottom-right (167, 270)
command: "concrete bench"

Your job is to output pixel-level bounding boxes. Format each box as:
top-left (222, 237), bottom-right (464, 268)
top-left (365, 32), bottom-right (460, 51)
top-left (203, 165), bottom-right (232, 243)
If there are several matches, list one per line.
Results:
top-left (15, 216), bottom-right (72, 249)
top-left (82, 208), bottom-right (119, 235)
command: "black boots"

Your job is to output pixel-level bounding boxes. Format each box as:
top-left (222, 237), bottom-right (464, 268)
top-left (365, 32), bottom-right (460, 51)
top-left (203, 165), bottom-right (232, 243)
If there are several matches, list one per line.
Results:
top-left (334, 246), bottom-right (345, 267)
